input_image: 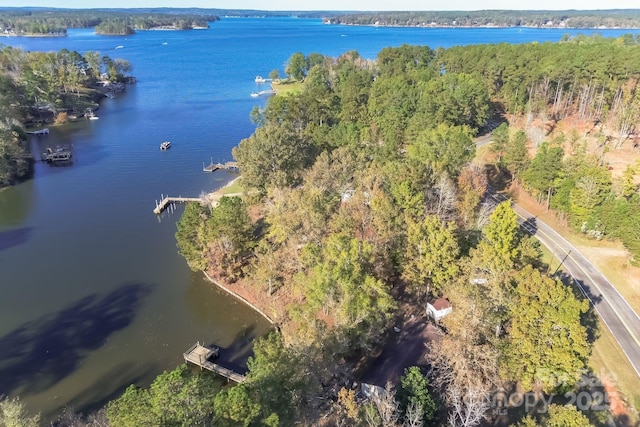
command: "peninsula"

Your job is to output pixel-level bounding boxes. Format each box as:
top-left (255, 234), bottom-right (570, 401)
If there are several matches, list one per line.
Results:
top-left (0, 9), bottom-right (219, 36)
top-left (322, 9), bottom-right (640, 28)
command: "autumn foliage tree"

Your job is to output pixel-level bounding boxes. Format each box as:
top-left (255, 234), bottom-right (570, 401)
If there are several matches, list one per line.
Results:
top-left (457, 162), bottom-right (488, 228)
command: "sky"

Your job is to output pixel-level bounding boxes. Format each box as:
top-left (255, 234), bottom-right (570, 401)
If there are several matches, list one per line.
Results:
top-left (4, 0), bottom-right (640, 11)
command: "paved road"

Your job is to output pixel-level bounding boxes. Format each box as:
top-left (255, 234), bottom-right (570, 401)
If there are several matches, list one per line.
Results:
top-left (487, 191), bottom-right (640, 378)
top-left (475, 132), bottom-right (494, 148)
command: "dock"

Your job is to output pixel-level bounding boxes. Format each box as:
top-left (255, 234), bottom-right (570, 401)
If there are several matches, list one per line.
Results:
top-left (153, 194), bottom-right (202, 214)
top-left (27, 128), bottom-right (49, 135)
top-left (203, 160), bottom-right (239, 173)
top-left (183, 342), bottom-right (247, 383)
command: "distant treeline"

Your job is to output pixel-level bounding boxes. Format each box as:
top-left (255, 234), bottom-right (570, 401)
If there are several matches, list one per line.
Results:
top-left (0, 9), bottom-right (219, 36)
top-left (323, 9), bottom-right (640, 28)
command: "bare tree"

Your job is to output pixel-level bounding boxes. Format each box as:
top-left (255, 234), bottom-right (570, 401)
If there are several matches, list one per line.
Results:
top-left (370, 383), bottom-right (400, 427)
top-left (403, 401), bottom-right (424, 427)
top-left (448, 383), bottom-right (491, 427)
top-left (56, 407), bottom-right (110, 427)
top-left (551, 80), bottom-right (564, 120)
top-left (577, 80), bottom-right (597, 121)
top-left (428, 173), bottom-right (457, 221)
top-left (476, 201), bottom-right (494, 230)
top-left (426, 283), bottom-right (500, 427)
top-left (362, 402), bottom-right (382, 427)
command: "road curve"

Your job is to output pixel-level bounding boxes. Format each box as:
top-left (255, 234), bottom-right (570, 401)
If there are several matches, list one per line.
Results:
top-left (475, 133), bottom-right (494, 148)
top-left (488, 191), bottom-right (640, 378)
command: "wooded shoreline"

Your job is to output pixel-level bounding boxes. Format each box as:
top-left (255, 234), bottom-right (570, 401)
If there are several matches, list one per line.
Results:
top-left (203, 271), bottom-right (275, 325)
top-left (326, 22), bottom-right (640, 29)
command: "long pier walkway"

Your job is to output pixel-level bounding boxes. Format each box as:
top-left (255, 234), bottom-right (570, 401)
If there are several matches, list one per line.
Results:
top-left (183, 342), bottom-right (247, 383)
top-left (203, 160), bottom-right (239, 173)
top-left (153, 195), bottom-right (201, 214)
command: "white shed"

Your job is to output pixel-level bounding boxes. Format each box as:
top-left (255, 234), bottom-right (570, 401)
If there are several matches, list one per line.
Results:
top-left (426, 298), bottom-right (452, 321)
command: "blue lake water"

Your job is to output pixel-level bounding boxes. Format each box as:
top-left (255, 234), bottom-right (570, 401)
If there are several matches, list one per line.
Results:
top-left (1, 17), bottom-right (638, 420)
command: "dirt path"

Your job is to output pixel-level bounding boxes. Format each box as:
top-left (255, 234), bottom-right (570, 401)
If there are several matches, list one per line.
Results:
top-left (360, 314), bottom-right (441, 387)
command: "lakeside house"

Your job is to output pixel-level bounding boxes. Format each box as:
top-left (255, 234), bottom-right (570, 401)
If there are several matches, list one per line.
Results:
top-left (426, 298), bottom-right (452, 321)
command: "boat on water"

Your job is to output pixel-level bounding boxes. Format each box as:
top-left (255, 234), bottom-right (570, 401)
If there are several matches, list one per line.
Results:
top-left (251, 90), bottom-right (276, 98)
top-left (41, 146), bottom-right (72, 163)
top-left (160, 141), bottom-right (171, 150)
top-left (254, 75), bottom-right (266, 83)
top-left (85, 108), bottom-right (99, 120)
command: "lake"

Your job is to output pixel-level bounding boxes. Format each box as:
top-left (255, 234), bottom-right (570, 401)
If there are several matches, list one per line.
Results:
top-left (1, 17), bottom-right (638, 420)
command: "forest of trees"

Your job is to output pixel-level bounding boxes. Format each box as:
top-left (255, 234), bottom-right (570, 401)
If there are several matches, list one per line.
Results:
top-left (157, 36), bottom-right (640, 426)
top-left (0, 9), bottom-right (218, 35)
top-left (0, 45), bottom-right (132, 188)
top-left (437, 35), bottom-right (640, 260)
top-left (94, 19), bottom-right (135, 36)
top-left (4, 34), bottom-right (640, 426)
top-left (323, 9), bottom-right (640, 28)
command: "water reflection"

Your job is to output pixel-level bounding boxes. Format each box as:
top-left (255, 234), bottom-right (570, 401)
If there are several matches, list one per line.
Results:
top-left (0, 282), bottom-right (153, 396)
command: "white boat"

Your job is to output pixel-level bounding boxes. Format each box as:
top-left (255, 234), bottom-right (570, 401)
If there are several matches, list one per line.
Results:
top-left (254, 75), bottom-right (266, 83)
top-left (250, 92), bottom-right (260, 98)
top-left (85, 108), bottom-right (99, 120)
top-left (160, 141), bottom-right (171, 150)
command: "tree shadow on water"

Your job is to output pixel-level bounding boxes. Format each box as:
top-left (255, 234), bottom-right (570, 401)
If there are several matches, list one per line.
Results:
top-left (0, 227), bottom-right (33, 253)
top-left (209, 324), bottom-right (259, 375)
top-left (0, 282), bottom-right (153, 396)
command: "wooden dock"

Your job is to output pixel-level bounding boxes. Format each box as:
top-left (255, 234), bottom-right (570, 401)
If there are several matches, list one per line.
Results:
top-left (183, 342), bottom-right (247, 383)
top-left (203, 160), bottom-right (239, 173)
top-left (153, 194), bottom-right (201, 214)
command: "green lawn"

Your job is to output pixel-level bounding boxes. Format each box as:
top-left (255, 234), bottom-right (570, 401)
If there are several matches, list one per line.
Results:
top-left (271, 79), bottom-right (304, 96)
top-left (221, 179), bottom-right (243, 195)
